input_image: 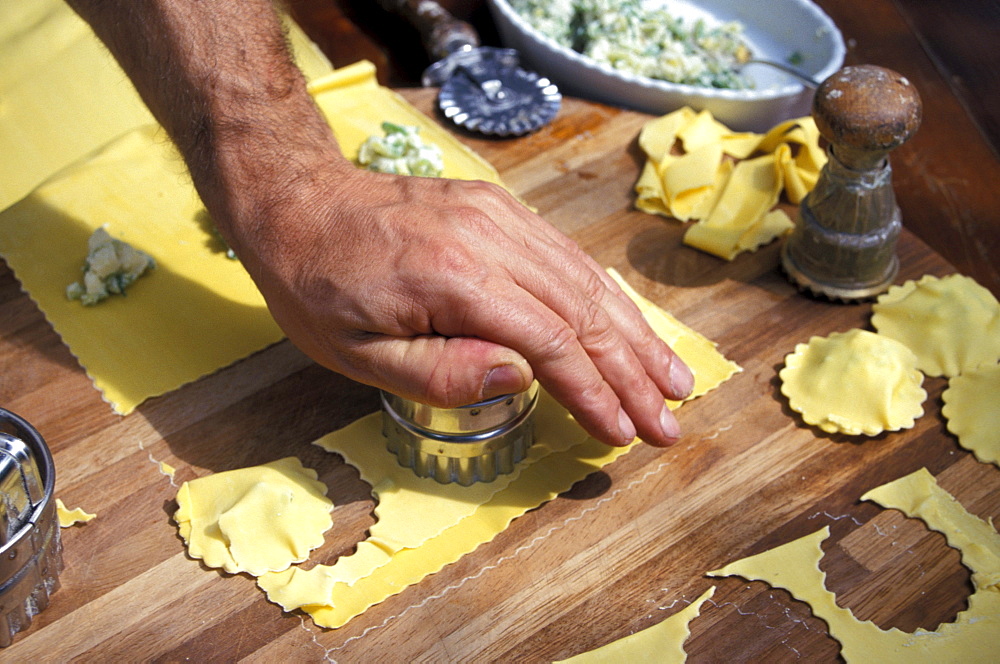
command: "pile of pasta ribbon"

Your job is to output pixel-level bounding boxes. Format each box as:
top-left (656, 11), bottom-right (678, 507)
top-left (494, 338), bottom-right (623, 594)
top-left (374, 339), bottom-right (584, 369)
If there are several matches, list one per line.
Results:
top-left (635, 107), bottom-right (826, 260)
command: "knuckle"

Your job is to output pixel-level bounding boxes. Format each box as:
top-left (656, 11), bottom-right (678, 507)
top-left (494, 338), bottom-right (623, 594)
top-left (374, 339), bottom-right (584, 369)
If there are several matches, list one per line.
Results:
top-left (538, 323), bottom-right (580, 362)
top-left (460, 178), bottom-right (505, 201)
top-left (453, 205), bottom-right (505, 241)
top-left (434, 240), bottom-right (481, 277)
top-left (576, 373), bottom-right (612, 405)
top-left (576, 297), bottom-right (619, 353)
top-left (400, 235), bottom-right (486, 289)
top-left (580, 268), bottom-right (607, 302)
top-left (421, 370), bottom-right (463, 408)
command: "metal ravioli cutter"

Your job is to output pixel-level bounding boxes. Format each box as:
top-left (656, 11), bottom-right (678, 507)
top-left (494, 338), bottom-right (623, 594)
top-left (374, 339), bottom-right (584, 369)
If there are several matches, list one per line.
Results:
top-left (0, 408), bottom-right (61, 647)
top-left (379, 0), bottom-right (561, 136)
top-left (381, 382), bottom-right (539, 486)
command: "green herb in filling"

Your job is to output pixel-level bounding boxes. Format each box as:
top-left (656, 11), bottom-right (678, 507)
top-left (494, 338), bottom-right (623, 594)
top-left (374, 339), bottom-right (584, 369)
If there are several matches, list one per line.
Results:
top-left (357, 122), bottom-right (444, 177)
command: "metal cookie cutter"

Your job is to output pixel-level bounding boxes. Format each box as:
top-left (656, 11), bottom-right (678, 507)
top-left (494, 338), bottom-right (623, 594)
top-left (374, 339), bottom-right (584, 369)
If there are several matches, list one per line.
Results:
top-left (0, 408), bottom-right (61, 647)
top-left (381, 382), bottom-right (539, 486)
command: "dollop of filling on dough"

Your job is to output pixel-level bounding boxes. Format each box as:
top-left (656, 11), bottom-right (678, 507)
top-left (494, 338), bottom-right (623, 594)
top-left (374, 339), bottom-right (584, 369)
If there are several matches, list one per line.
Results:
top-left (357, 122), bottom-right (444, 177)
top-left (66, 226), bottom-right (155, 305)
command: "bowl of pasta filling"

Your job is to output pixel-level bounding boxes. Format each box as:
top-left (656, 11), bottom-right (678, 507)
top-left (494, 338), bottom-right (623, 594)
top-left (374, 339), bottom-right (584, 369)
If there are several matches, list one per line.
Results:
top-left (487, 0), bottom-right (845, 131)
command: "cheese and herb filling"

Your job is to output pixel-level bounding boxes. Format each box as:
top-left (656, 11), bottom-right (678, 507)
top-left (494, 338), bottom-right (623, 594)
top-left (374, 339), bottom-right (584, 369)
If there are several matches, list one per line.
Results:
top-left (66, 226), bottom-right (155, 305)
top-left (510, 0), bottom-right (752, 89)
top-left (357, 122), bottom-right (444, 177)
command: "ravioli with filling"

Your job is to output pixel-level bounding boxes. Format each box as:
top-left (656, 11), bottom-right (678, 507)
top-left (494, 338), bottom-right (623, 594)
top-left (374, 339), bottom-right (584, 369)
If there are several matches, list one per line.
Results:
top-left (780, 329), bottom-right (926, 436)
top-left (174, 457), bottom-right (333, 576)
top-left (871, 274), bottom-right (1000, 378)
top-left (942, 363), bottom-right (1000, 467)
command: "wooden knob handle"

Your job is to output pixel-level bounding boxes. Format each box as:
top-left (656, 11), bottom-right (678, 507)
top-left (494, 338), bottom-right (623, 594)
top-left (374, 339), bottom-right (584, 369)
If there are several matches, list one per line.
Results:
top-left (813, 65), bottom-right (922, 169)
top-left (377, 0), bottom-right (480, 61)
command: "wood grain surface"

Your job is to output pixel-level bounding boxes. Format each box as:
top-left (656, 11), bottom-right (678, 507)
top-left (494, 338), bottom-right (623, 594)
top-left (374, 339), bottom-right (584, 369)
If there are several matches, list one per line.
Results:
top-left (2, 88), bottom-right (997, 661)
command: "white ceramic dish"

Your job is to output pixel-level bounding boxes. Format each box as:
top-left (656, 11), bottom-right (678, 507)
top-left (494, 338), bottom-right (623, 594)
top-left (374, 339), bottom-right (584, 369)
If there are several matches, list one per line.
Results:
top-left (486, 0), bottom-right (846, 131)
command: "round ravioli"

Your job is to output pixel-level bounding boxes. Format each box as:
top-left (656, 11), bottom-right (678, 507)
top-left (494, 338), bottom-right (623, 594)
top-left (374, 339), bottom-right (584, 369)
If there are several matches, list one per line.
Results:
top-left (780, 329), bottom-right (926, 436)
top-left (871, 274), bottom-right (1000, 378)
top-left (942, 362), bottom-right (1000, 467)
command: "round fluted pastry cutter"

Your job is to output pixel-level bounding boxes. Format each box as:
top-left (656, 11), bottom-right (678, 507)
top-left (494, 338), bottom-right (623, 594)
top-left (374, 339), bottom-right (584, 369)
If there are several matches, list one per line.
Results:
top-left (0, 408), bottom-right (61, 647)
top-left (381, 382), bottom-right (539, 486)
top-left (378, 0), bottom-right (561, 136)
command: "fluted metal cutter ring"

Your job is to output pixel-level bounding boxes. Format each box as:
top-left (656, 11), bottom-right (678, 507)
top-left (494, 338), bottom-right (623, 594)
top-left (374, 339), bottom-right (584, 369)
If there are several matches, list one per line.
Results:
top-left (381, 383), bottom-right (539, 486)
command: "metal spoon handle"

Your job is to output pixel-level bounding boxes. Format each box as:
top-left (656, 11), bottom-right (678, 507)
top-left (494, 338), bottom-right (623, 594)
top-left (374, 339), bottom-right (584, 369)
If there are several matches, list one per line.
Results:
top-left (742, 58), bottom-right (821, 88)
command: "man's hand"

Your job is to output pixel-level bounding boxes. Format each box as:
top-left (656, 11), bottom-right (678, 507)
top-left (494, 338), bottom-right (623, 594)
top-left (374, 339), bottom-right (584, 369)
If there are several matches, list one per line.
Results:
top-left (66, 0), bottom-right (694, 447)
top-left (228, 157), bottom-right (695, 446)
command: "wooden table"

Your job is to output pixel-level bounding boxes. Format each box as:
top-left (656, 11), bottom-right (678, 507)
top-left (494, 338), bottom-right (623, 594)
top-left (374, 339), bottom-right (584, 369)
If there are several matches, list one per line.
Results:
top-left (3, 2), bottom-right (999, 661)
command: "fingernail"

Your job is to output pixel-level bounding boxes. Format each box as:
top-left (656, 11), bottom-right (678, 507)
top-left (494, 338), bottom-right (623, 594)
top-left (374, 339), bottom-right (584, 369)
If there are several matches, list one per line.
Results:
top-left (482, 364), bottom-right (528, 399)
top-left (669, 356), bottom-right (695, 399)
top-left (618, 407), bottom-right (637, 445)
top-left (660, 404), bottom-right (681, 442)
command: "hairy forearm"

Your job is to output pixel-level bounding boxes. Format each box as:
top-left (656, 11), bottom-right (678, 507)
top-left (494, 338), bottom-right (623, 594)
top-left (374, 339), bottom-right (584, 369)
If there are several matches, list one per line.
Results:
top-left (65, 0), bottom-right (347, 257)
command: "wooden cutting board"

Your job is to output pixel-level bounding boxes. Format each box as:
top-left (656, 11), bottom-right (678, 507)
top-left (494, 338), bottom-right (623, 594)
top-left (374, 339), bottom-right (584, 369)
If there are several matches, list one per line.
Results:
top-left (2, 90), bottom-right (995, 662)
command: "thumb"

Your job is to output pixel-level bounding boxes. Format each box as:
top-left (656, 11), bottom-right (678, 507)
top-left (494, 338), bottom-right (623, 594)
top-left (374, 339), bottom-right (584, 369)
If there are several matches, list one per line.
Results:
top-left (353, 334), bottom-right (534, 407)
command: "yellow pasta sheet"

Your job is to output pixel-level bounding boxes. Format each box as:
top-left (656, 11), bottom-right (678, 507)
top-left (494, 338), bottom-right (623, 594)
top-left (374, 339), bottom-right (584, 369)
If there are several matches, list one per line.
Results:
top-left (709, 468), bottom-right (1000, 662)
top-left (0, 52), bottom-right (507, 414)
top-left (0, 0), bottom-right (332, 212)
top-left (258, 272), bottom-right (741, 629)
top-left (0, 126), bottom-right (286, 414)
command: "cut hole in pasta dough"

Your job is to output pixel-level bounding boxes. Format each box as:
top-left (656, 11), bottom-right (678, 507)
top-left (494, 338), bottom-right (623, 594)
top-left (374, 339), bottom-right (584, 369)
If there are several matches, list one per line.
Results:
top-left (820, 511), bottom-right (972, 632)
top-left (708, 468), bottom-right (1000, 663)
top-left (553, 586), bottom-right (716, 663)
top-left (302, 455), bottom-right (379, 569)
top-left (683, 581), bottom-right (841, 660)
